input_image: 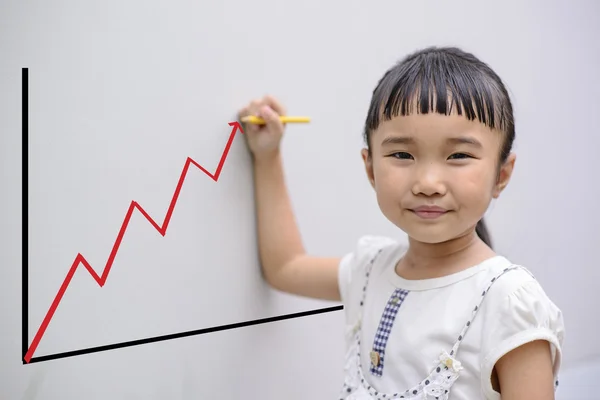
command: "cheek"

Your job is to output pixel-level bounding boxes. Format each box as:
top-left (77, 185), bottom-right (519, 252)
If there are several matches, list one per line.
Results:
top-left (453, 165), bottom-right (496, 206)
top-left (371, 159), bottom-right (411, 200)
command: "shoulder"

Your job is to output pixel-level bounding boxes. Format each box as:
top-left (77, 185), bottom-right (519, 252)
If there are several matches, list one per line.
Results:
top-left (339, 235), bottom-right (399, 275)
top-left (337, 235), bottom-right (403, 323)
top-left (338, 235), bottom-right (402, 296)
top-left (477, 259), bottom-right (565, 398)
top-left (479, 261), bottom-right (564, 333)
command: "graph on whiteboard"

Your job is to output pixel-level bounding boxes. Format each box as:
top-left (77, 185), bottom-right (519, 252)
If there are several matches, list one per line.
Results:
top-left (21, 68), bottom-right (342, 364)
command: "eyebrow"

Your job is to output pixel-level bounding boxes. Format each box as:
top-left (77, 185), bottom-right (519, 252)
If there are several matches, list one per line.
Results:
top-left (380, 136), bottom-right (415, 146)
top-left (380, 136), bottom-right (483, 148)
top-left (447, 137), bottom-right (483, 148)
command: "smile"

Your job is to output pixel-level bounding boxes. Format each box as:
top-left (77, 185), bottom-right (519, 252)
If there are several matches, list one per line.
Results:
top-left (411, 210), bottom-right (448, 219)
top-left (409, 206), bottom-right (449, 220)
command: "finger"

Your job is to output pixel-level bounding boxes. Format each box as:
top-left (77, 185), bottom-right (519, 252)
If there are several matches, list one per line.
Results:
top-left (249, 99), bottom-right (262, 113)
top-left (237, 105), bottom-right (249, 119)
top-left (262, 94), bottom-right (287, 116)
top-left (243, 100), bottom-right (262, 134)
top-left (237, 106), bottom-right (250, 129)
top-left (259, 105), bottom-right (284, 133)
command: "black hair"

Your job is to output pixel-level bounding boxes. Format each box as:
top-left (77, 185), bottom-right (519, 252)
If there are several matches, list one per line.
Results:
top-left (363, 46), bottom-right (515, 249)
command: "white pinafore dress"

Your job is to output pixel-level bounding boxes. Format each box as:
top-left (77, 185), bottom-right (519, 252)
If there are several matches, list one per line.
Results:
top-left (338, 249), bottom-right (559, 399)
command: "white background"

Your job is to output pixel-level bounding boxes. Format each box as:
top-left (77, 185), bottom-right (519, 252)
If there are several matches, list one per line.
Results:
top-left (1, 0), bottom-right (598, 398)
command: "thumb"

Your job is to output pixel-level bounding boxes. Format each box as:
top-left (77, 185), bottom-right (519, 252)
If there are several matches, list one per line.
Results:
top-left (260, 105), bottom-right (284, 132)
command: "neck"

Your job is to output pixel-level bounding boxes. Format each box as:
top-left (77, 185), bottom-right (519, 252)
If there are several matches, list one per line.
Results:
top-left (398, 230), bottom-right (496, 279)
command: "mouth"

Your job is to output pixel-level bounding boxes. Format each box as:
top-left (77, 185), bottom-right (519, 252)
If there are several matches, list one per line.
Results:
top-left (409, 206), bottom-right (449, 219)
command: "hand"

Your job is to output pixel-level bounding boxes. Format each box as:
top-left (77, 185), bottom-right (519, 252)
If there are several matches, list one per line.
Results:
top-left (238, 95), bottom-right (287, 160)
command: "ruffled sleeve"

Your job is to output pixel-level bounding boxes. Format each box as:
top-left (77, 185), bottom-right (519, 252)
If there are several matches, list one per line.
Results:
top-left (479, 269), bottom-right (565, 398)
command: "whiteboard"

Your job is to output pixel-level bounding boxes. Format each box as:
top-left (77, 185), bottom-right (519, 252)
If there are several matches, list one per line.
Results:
top-left (1, 0), bottom-right (599, 398)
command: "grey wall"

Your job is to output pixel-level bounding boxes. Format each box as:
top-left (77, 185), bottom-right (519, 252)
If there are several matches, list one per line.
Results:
top-left (1, 0), bottom-right (598, 398)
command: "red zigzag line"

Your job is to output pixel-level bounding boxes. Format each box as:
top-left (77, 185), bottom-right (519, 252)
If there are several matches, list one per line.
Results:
top-left (24, 122), bottom-right (244, 363)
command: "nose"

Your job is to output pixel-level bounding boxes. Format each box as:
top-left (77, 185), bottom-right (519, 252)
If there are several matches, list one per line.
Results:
top-left (411, 164), bottom-right (447, 196)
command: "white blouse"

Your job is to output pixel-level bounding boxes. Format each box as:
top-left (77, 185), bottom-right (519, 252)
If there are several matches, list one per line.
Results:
top-left (337, 236), bottom-right (565, 399)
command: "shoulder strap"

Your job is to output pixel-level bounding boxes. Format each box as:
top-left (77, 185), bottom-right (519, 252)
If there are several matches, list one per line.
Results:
top-left (359, 248), bottom-right (385, 303)
top-left (449, 264), bottom-right (531, 357)
top-left (347, 247), bottom-right (386, 336)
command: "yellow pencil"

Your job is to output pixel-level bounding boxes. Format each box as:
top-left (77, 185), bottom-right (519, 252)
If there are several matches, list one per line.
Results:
top-left (240, 115), bottom-right (311, 125)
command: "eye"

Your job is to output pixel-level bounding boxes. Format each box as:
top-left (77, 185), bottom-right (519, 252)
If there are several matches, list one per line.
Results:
top-left (390, 152), bottom-right (414, 160)
top-left (448, 153), bottom-right (472, 160)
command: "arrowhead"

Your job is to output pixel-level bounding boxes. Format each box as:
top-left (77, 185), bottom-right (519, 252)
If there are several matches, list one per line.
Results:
top-left (228, 121), bottom-right (244, 134)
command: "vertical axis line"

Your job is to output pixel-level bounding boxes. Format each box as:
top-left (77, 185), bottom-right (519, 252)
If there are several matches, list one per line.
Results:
top-left (22, 67), bottom-right (29, 363)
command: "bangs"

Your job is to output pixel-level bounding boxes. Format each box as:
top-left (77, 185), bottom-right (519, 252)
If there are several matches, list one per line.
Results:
top-left (364, 47), bottom-right (513, 139)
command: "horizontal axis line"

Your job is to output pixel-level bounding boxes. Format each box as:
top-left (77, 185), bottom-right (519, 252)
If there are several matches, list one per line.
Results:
top-left (24, 305), bottom-right (343, 364)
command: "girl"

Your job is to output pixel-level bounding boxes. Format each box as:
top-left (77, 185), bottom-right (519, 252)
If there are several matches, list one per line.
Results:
top-left (237, 46), bottom-right (564, 399)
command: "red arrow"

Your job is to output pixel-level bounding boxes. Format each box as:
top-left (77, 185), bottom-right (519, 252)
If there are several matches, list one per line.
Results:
top-left (24, 121), bottom-right (245, 363)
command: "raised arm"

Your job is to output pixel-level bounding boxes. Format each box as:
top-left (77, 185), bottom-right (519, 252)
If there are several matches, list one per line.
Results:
top-left (239, 95), bottom-right (342, 301)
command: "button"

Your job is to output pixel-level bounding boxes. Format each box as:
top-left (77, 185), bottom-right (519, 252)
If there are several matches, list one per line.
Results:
top-left (370, 350), bottom-right (380, 367)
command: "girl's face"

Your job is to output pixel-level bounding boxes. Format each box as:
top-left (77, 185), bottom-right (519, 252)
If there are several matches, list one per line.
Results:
top-left (362, 112), bottom-right (516, 245)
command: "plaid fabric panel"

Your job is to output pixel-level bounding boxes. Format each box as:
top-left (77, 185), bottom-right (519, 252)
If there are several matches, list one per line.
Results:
top-left (369, 288), bottom-right (409, 376)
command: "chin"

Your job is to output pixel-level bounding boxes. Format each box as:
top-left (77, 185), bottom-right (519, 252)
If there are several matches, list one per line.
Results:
top-left (392, 220), bottom-right (459, 244)
top-left (406, 231), bottom-right (453, 244)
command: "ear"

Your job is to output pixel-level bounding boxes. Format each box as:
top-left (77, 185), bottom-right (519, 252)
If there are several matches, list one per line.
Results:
top-left (492, 152), bottom-right (516, 198)
top-left (361, 148), bottom-right (376, 189)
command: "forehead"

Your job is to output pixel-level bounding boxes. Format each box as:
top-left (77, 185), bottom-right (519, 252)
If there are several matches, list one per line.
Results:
top-left (373, 113), bottom-right (501, 148)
